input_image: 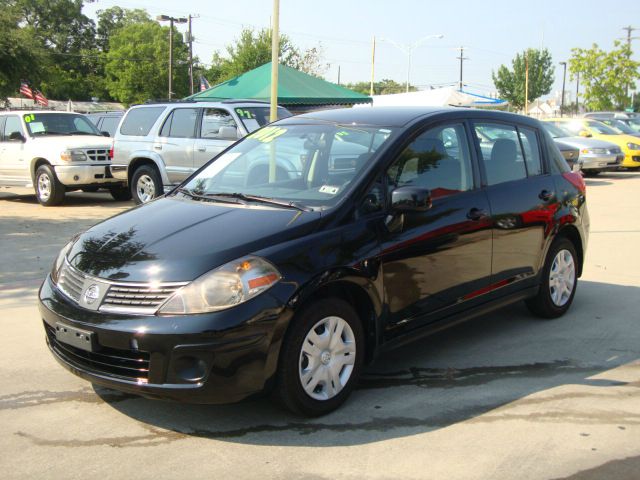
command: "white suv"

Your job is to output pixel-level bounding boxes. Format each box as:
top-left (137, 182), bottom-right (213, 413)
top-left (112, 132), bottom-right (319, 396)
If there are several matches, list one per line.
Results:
top-left (0, 111), bottom-right (129, 206)
top-left (111, 100), bottom-right (291, 204)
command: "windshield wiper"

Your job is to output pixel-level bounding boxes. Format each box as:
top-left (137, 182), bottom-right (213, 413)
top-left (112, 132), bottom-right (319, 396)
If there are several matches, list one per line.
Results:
top-left (70, 131), bottom-right (96, 135)
top-left (204, 192), bottom-right (310, 211)
top-left (174, 187), bottom-right (240, 204)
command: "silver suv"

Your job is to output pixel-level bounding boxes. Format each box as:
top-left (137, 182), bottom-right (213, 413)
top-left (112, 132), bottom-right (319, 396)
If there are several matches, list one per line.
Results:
top-left (111, 100), bottom-right (292, 204)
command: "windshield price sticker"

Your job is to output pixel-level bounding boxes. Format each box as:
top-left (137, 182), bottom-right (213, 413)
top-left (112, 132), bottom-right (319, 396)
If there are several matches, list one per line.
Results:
top-left (319, 185), bottom-right (339, 195)
top-left (23, 113), bottom-right (36, 123)
top-left (249, 126), bottom-right (287, 143)
top-left (235, 108), bottom-right (256, 119)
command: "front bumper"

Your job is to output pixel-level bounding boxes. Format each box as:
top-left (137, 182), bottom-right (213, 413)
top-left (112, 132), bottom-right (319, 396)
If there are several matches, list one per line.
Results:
top-left (38, 275), bottom-right (292, 404)
top-left (54, 164), bottom-right (124, 186)
top-left (578, 153), bottom-right (622, 171)
top-left (621, 152), bottom-right (640, 168)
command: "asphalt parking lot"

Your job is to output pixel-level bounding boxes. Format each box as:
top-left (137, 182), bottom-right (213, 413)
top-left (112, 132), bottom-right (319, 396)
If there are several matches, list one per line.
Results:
top-left (1, 174), bottom-right (639, 480)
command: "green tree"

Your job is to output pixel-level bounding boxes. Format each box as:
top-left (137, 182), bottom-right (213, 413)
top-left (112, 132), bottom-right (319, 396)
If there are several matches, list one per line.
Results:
top-left (569, 41), bottom-right (640, 111)
top-left (345, 79), bottom-right (416, 95)
top-left (208, 28), bottom-right (328, 84)
top-left (0, 4), bottom-right (46, 100)
top-left (105, 21), bottom-right (189, 104)
top-left (96, 6), bottom-right (150, 52)
top-left (492, 48), bottom-right (555, 110)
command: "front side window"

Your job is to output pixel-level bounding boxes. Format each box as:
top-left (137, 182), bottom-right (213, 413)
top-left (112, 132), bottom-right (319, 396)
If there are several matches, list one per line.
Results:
top-left (200, 109), bottom-right (238, 139)
top-left (180, 123), bottom-right (395, 210)
top-left (21, 113), bottom-right (100, 136)
top-left (388, 123), bottom-right (474, 199)
top-left (160, 108), bottom-right (198, 138)
top-left (3, 116), bottom-right (23, 141)
top-left (475, 123), bottom-right (527, 185)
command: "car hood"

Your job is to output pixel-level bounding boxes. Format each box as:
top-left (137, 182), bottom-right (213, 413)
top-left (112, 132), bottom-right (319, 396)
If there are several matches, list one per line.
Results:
top-left (67, 196), bottom-right (322, 282)
top-left (32, 135), bottom-right (110, 150)
top-left (592, 133), bottom-right (640, 150)
top-left (555, 136), bottom-right (621, 150)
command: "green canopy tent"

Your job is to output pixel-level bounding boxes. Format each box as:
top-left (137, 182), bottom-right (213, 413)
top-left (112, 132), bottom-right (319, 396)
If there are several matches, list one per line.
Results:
top-left (187, 62), bottom-right (371, 112)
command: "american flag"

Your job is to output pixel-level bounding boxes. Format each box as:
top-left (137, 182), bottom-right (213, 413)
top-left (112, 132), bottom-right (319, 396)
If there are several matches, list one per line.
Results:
top-left (34, 89), bottom-right (49, 107)
top-left (199, 76), bottom-right (211, 92)
top-left (19, 82), bottom-right (34, 99)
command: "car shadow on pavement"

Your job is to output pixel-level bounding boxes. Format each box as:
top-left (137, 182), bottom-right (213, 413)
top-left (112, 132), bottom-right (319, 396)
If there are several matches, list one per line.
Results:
top-left (95, 279), bottom-right (640, 447)
top-left (0, 191), bottom-right (133, 206)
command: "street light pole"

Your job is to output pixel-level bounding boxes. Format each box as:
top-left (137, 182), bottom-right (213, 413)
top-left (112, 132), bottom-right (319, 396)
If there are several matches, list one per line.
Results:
top-left (381, 34), bottom-right (444, 93)
top-left (157, 15), bottom-right (188, 99)
top-left (559, 61), bottom-right (567, 117)
top-left (576, 70), bottom-right (580, 115)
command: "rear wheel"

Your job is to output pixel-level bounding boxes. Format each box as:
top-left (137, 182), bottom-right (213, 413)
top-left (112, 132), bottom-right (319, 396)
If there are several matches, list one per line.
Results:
top-left (275, 298), bottom-right (364, 416)
top-left (526, 237), bottom-right (578, 318)
top-left (131, 165), bottom-right (162, 204)
top-left (582, 170), bottom-right (600, 177)
top-left (35, 164), bottom-right (65, 206)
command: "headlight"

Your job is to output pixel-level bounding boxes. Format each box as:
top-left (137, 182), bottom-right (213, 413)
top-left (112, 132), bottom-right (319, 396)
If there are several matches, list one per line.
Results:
top-left (627, 142), bottom-right (640, 150)
top-left (580, 148), bottom-right (593, 154)
top-left (60, 149), bottom-right (87, 161)
top-left (51, 240), bottom-right (75, 283)
top-left (158, 256), bottom-right (281, 315)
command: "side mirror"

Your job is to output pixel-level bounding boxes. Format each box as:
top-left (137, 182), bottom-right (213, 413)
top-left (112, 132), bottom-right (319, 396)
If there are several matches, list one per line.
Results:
top-left (579, 130), bottom-right (592, 138)
top-left (101, 131), bottom-right (111, 137)
top-left (8, 131), bottom-right (26, 142)
top-left (218, 126), bottom-right (238, 140)
top-left (391, 186), bottom-right (432, 212)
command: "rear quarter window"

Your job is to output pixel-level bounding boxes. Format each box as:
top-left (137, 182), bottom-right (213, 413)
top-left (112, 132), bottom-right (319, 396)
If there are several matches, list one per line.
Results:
top-left (119, 107), bottom-right (165, 136)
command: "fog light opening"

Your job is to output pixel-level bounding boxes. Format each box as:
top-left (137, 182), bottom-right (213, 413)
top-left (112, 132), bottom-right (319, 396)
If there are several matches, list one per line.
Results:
top-left (174, 356), bottom-right (207, 382)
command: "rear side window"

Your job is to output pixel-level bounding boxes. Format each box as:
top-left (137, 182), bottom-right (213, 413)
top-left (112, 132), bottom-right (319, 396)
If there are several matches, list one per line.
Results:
top-left (200, 109), bottom-right (238, 139)
top-left (159, 108), bottom-right (199, 138)
top-left (120, 107), bottom-right (165, 136)
top-left (518, 127), bottom-right (543, 176)
top-left (474, 123), bottom-right (527, 185)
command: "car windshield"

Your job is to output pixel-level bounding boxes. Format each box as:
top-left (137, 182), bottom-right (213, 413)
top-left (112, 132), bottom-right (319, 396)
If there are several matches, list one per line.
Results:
top-left (234, 107), bottom-right (292, 133)
top-left (602, 119), bottom-right (635, 134)
top-left (543, 123), bottom-right (573, 138)
top-left (626, 118), bottom-right (640, 132)
top-left (22, 113), bottom-right (101, 136)
top-left (179, 123), bottom-right (395, 210)
top-left (584, 120), bottom-right (619, 135)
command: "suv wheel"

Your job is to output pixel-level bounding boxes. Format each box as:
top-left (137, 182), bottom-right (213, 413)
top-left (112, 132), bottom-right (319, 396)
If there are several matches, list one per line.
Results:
top-left (35, 164), bottom-right (65, 206)
top-left (131, 165), bottom-right (162, 204)
top-left (526, 237), bottom-right (578, 318)
top-left (275, 298), bottom-right (364, 416)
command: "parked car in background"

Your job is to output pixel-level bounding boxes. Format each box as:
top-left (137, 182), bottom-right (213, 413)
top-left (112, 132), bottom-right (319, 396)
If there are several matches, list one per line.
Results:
top-left (86, 111), bottom-right (124, 137)
top-left (543, 118), bottom-right (640, 170)
top-left (542, 122), bottom-right (623, 176)
top-left (554, 140), bottom-right (580, 170)
top-left (583, 112), bottom-right (640, 133)
top-left (0, 111), bottom-right (129, 205)
top-left (40, 107), bottom-right (588, 415)
top-left (111, 100), bottom-right (292, 204)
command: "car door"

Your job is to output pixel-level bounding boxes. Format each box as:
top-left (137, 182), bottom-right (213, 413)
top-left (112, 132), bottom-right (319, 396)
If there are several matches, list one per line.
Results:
top-left (0, 115), bottom-right (29, 182)
top-left (193, 108), bottom-right (240, 169)
top-left (155, 108), bottom-right (198, 184)
top-left (379, 122), bottom-right (493, 334)
top-left (472, 121), bottom-right (558, 292)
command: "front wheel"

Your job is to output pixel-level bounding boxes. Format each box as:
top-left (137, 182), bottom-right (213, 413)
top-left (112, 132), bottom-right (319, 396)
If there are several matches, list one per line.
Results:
top-left (582, 170), bottom-right (600, 177)
top-left (131, 165), bottom-right (162, 205)
top-left (526, 237), bottom-right (578, 318)
top-left (109, 185), bottom-right (132, 201)
top-left (35, 164), bottom-right (65, 206)
top-left (275, 298), bottom-right (364, 416)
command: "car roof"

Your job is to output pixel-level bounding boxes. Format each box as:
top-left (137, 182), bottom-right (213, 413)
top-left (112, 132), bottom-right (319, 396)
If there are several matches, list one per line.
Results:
top-left (130, 100), bottom-right (279, 109)
top-left (0, 110), bottom-right (83, 116)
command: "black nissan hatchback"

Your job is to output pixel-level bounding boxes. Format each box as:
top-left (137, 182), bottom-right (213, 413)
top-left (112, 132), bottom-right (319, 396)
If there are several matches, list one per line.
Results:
top-left (39, 107), bottom-right (589, 416)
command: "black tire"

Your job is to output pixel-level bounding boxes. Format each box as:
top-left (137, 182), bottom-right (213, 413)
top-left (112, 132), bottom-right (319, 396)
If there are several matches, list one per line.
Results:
top-left (526, 237), bottom-right (578, 319)
top-left (131, 165), bottom-right (162, 205)
top-left (109, 185), bottom-right (133, 201)
top-left (275, 298), bottom-right (364, 416)
top-left (34, 164), bottom-right (65, 206)
top-left (582, 170), bottom-right (600, 177)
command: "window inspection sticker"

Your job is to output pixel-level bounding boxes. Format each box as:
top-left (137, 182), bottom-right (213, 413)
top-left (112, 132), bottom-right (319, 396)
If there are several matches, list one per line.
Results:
top-left (319, 185), bottom-right (340, 195)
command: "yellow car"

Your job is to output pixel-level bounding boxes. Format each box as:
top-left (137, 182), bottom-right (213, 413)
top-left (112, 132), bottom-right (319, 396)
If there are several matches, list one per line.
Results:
top-left (544, 118), bottom-right (640, 169)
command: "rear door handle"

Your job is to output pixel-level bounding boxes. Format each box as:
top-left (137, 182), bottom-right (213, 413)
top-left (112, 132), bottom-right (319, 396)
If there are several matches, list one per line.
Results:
top-left (467, 208), bottom-right (488, 221)
top-left (197, 146), bottom-right (206, 152)
top-left (539, 189), bottom-right (554, 201)
top-left (153, 145), bottom-right (162, 151)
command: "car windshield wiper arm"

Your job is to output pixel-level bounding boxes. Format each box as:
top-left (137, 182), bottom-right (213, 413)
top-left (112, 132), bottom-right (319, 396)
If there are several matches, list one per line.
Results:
top-left (175, 187), bottom-right (241, 204)
top-left (204, 192), bottom-right (310, 211)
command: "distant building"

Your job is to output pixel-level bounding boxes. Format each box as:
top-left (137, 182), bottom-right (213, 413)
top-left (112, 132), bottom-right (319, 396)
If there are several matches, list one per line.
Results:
top-left (4, 97), bottom-right (125, 113)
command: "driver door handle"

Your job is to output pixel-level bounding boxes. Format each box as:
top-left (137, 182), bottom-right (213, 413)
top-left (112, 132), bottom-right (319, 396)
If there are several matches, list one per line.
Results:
top-left (197, 146), bottom-right (207, 152)
top-left (153, 145), bottom-right (162, 151)
top-left (467, 208), bottom-right (488, 221)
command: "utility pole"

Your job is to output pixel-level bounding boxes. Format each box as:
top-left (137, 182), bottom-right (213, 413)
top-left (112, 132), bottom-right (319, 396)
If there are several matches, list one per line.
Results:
top-left (269, 0), bottom-right (279, 122)
top-left (525, 52), bottom-right (529, 115)
top-left (575, 70), bottom-right (580, 115)
top-left (380, 34), bottom-right (443, 93)
top-left (456, 46), bottom-right (468, 91)
top-left (157, 15), bottom-right (188, 99)
top-left (559, 61), bottom-right (567, 117)
top-left (337, 65), bottom-right (341, 85)
top-left (187, 15), bottom-right (199, 95)
top-left (370, 36), bottom-right (376, 97)
top-left (621, 26), bottom-right (639, 104)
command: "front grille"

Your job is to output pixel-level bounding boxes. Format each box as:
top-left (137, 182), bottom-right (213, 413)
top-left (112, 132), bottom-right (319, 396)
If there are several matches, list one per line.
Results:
top-left (102, 285), bottom-right (183, 312)
top-left (86, 149), bottom-right (109, 161)
top-left (45, 322), bottom-right (150, 382)
top-left (633, 156), bottom-right (640, 163)
top-left (57, 263), bottom-right (86, 302)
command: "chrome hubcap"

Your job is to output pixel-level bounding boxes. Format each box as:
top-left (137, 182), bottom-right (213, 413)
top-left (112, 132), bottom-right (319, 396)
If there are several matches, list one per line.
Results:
top-left (299, 316), bottom-right (356, 401)
top-left (37, 173), bottom-right (51, 201)
top-left (549, 249), bottom-right (576, 307)
top-left (136, 175), bottom-right (156, 203)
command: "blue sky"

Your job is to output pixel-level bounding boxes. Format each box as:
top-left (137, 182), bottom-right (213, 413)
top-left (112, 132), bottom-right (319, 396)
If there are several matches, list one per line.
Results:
top-left (83, 0), bottom-right (640, 98)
